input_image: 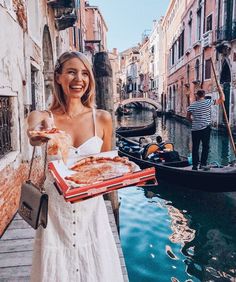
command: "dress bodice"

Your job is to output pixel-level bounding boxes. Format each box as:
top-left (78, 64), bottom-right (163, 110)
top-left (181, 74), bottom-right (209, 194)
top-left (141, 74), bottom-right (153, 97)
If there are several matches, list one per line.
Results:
top-left (47, 108), bottom-right (103, 166)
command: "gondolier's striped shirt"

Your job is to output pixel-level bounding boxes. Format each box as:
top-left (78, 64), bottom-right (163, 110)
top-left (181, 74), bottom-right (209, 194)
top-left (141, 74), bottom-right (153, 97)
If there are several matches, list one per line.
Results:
top-left (187, 98), bottom-right (215, 131)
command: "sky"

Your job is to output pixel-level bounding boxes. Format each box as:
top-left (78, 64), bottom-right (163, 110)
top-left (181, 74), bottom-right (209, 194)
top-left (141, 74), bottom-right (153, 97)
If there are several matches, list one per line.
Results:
top-left (90, 0), bottom-right (170, 52)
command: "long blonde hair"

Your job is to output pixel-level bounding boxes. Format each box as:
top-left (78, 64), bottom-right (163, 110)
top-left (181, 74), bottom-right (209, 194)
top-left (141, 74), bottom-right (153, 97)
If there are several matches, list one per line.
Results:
top-left (50, 51), bottom-right (96, 112)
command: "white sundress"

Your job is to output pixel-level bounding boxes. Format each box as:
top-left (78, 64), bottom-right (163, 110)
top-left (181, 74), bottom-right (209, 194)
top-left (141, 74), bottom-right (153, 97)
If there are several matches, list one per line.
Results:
top-left (30, 109), bottom-right (124, 282)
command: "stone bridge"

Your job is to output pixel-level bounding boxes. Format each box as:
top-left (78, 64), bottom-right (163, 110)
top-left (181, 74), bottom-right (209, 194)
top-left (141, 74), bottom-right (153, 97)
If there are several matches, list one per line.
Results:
top-left (114, 98), bottom-right (159, 111)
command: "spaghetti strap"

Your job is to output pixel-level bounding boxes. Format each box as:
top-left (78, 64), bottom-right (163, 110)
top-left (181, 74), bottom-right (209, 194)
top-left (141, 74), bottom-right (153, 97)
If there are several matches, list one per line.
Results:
top-left (44, 110), bottom-right (55, 124)
top-left (92, 108), bottom-right (97, 136)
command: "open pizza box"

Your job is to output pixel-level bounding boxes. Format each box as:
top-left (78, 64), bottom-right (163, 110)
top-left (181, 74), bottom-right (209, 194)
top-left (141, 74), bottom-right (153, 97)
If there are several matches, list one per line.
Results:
top-left (48, 150), bottom-right (157, 203)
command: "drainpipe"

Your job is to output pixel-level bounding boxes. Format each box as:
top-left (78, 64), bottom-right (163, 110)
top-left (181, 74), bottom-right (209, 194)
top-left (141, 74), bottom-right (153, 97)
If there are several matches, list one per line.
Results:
top-left (201, 0), bottom-right (206, 88)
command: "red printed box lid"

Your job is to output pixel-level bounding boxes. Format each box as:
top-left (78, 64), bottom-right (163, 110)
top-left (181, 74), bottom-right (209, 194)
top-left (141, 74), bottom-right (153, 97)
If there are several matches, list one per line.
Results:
top-left (48, 151), bottom-right (157, 203)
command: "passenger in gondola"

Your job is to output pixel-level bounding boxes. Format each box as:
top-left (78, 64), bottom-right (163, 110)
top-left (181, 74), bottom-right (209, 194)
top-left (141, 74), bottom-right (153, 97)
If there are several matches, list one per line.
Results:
top-left (139, 136), bottom-right (152, 147)
top-left (155, 135), bottom-right (166, 151)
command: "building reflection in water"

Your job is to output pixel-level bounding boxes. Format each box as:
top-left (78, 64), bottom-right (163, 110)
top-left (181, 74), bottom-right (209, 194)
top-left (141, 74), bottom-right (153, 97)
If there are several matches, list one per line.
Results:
top-left (144, 188), bottom-right (236, 281)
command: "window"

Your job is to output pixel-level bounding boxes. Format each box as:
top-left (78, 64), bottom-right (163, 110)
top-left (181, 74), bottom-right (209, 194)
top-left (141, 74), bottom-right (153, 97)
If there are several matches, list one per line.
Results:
top-left (31, 66), bottom-right (38, 111)
top-left (197, 6), bottom-right (202, 40)
top-left (152, 80), bottom-right (155, 89)
top-left (187, 64), bottom-right (190, 83)
top-left (188, 12), bottom-right (193, 47)
top-left (0, 96), bottom-right (12, 157)
top-left (195, 59), bottom-right (200, 80)
top-left (206, 14), bottom-right (212, 32)
top-left (205, 59), bottom-right (211, 79)
top-left (78, 28), bottom-right (82, 51)
top-left (73, 27), bottom-right (77, 48)
top-left (171, 46), bottom-right (175, 65)
top-left (178, 30), bottom-right (185, 58)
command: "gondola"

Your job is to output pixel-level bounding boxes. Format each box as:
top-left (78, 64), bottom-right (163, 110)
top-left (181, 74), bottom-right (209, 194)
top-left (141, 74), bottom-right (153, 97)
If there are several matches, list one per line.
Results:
top-left (116, 109), bottom-right (157, 137)
top-left (117, 135), bottom-right (236, 192)
top-left (116, 106), bottom-right (132, 116)
top-left (116, 118), bottom-right (156, 137)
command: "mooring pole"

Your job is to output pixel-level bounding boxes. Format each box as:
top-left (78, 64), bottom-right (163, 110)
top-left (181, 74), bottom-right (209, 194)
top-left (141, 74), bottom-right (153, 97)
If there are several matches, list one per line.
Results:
top-left (210, 58), bottom-right (236, 157)
top-left (93, 51), bottom-right (120, 227)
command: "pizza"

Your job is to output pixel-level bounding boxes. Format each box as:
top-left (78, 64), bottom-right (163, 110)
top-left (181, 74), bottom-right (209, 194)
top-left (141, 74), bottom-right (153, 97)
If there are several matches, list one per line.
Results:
top-left (29, 128), bottom-right (72, 163)
top-left (65, 156), bottom-right (136, 185)
top-left (29, 128), bottom-right (61, 137)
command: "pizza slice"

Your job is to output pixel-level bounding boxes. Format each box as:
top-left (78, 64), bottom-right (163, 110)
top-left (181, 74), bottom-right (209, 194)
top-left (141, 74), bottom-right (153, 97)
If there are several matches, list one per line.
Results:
top-left (29, 128), bottom-right (72, 163)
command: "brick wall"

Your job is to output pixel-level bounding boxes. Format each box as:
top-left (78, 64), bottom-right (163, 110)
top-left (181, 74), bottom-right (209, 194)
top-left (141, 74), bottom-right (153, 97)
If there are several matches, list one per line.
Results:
top-left (0, 158), bottom-right (43, 236)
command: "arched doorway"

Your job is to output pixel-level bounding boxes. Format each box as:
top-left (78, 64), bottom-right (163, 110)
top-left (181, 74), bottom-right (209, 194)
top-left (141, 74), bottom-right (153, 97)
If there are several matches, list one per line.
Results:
top-left (42, 26), bottom-right (54, 108)
top-left (220, 60), bottom-right (231, 120)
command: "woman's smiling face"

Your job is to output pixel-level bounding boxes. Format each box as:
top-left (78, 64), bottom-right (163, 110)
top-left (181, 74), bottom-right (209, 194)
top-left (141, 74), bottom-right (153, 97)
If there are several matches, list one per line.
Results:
top-left (57, 57), bottom-right (90, 100)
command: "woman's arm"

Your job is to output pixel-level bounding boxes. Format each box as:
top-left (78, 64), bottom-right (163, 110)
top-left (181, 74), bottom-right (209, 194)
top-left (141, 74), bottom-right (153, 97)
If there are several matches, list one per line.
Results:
top-left (97, 110), bottom-right (113, 152)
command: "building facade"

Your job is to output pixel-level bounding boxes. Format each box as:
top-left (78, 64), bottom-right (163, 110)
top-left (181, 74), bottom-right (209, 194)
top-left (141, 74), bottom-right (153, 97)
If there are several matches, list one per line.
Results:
top-left (148, 20), bottom-right (162, 105)
top-left (0, 0), bottom-right (75, 235)
top-left (215, 0), bottom-right (236, 128)
top-left (163, 0), bottom-right (236, 130)
top-left (0, 0), bottom-right (114, 235)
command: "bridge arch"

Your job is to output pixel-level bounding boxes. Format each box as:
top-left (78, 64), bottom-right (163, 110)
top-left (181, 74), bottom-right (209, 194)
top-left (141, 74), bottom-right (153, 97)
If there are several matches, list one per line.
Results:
top-left (115, 98), bottom-right (159, 111)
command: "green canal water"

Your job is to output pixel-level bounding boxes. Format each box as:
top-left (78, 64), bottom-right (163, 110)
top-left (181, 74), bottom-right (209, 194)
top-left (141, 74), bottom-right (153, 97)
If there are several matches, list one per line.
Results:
top-left (117, 110), bottom-right (236, 282)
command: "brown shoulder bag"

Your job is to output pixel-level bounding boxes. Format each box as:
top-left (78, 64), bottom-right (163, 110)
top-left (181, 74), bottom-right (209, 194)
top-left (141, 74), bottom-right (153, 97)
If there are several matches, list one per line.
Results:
top-left (18, 143), bottom-right (48, 229)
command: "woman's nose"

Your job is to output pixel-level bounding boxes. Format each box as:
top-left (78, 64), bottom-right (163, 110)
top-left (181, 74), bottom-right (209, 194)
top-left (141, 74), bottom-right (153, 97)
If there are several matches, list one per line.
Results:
top-left (74, 71), bottom-right (82, 81)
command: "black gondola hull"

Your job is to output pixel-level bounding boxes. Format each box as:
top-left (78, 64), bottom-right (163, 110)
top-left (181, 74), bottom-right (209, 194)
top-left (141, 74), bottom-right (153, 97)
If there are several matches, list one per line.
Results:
top-left (116, 120), bottom-right (156, 137)
top-left (118, 147), bottom-right (236, 192)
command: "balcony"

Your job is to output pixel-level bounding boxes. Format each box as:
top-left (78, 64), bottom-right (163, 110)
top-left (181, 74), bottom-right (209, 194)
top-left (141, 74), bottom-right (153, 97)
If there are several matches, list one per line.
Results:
top-left (47, 0), bottom-right (77, 30)
top-left (215, 24), bottom-right (235, 53)
top-left (216, 26), bottom-right (232, 42)
top-left (47, 0), bottom-right (75, 8)
top-left (202, 31), bottom-right (212, 48)
top-left (55, 12), bottom-right (77, 30)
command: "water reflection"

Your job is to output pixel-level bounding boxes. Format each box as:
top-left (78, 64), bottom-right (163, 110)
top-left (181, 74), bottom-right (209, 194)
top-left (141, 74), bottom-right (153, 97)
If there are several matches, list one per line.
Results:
top-left (144, 184), bottom-right (236, 281)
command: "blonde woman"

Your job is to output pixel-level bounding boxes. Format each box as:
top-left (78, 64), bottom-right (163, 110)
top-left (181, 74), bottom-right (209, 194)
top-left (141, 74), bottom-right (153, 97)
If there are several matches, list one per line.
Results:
top-left (28, 51), bottom-right (124, 282)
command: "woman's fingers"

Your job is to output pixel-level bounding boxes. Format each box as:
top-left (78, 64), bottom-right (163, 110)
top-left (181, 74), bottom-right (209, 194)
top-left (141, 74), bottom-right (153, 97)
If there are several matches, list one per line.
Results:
top-left (30, 136), bottom-right (50, 143)
top-left (42, 117), bottom-right (55, 130)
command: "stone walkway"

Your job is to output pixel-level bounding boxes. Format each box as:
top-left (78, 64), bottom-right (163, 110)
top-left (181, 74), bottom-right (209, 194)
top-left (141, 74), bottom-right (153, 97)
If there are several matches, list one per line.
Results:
top-left (0, 201), bottom-right (129, 282)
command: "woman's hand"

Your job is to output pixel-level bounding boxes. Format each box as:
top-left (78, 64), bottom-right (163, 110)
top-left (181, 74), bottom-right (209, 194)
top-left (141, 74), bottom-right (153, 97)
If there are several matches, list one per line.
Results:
top-left (27, 111), bottom-right (55, 146)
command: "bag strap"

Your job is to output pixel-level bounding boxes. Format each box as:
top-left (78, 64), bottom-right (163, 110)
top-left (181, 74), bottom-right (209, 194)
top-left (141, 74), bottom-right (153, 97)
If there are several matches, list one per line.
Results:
top-left (28, 142), bottom-right (48, 192)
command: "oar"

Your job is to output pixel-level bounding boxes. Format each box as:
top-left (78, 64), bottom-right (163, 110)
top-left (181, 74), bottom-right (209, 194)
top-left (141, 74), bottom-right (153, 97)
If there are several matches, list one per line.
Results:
top-left (210, 58), bottom-right (236, 156)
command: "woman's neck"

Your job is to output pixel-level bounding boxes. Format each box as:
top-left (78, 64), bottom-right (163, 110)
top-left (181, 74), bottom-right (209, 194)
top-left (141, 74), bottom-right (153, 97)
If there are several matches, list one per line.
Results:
top-left (65, 100), bottom-right (87, 119)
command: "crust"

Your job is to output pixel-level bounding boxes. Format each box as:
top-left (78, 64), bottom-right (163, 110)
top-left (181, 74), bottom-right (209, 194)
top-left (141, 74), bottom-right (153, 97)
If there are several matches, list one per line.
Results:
top-left (29, 128), bottom-right (61, 137)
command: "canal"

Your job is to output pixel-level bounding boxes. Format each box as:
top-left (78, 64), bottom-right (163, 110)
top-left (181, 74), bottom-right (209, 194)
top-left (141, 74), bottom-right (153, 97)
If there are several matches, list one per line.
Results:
top-left (117, 109), bottom-right (236, 282)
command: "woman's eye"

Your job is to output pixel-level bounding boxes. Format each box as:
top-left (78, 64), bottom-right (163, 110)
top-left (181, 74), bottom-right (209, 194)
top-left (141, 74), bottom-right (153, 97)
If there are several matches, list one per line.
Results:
top-left (82, 72), bottom-right (89, 76)
top-left (68, 70), bottom-right (76, 75)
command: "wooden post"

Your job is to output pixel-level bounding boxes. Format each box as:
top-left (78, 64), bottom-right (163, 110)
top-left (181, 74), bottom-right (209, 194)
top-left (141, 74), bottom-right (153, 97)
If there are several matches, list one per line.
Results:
top-left (93, 52), bottom-right (120, 227)
top-left (210, 58), bottom-right (236, 157)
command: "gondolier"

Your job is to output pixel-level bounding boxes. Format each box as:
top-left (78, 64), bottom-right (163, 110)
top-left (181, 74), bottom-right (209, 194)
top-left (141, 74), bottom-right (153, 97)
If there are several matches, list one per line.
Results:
top-left (187, 89), bottom-right (225, 170)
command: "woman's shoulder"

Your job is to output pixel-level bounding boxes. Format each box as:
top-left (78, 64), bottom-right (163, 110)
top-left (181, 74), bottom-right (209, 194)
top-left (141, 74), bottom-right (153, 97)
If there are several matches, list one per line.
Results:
top-left (95, 109), bottom-right (112, 122)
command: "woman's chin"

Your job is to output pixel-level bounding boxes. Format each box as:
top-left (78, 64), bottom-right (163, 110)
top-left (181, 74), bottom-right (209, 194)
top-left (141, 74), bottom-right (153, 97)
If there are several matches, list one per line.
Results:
top-left (68, 92), bottom-right (85, 99)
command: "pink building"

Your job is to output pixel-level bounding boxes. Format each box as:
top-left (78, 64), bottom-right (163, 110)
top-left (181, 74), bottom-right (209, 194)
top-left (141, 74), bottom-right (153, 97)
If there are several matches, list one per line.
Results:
top-left (165, 0), bottom-right (233, 128)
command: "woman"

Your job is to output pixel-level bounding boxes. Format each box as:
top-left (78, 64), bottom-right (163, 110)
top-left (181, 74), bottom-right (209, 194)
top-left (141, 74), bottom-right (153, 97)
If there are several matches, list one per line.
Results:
top-left (28, 51), bottom-right (124, 282)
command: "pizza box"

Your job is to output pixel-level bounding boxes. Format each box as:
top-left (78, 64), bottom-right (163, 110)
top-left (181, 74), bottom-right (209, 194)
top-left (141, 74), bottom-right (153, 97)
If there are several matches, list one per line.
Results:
top-left (48, 151), bottom-right (157, 203)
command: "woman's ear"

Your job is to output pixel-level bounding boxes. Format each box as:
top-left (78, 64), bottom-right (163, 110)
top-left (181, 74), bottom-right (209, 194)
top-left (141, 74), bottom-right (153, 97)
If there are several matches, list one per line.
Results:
top-left (55, 73), bottom-right (61, 84)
